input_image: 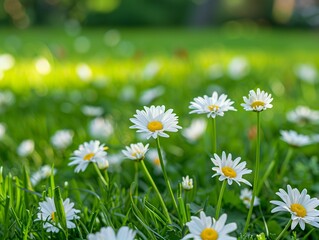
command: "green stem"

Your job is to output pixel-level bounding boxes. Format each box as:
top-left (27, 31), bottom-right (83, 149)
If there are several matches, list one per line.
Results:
top-left (244, 112), bottom-right (260, 234)
top-left (156, 137), bottom-right (179, 214)
top-left (256, 159), bottom-right (275, 196)
top-left (275, 219), bottom-right (292, 240)
top-left (212, 118), bottom-right (217, 154)
top-left (279, 147), bottom-right (294, 179)
top-left (93, 163), bottom-right (109, 188)
top-left (134, 162), bottom-right (139, 204)
top-left (140, 160), bottom-right (172, 224)
top-left (215, 180), bottom-right (226, 219)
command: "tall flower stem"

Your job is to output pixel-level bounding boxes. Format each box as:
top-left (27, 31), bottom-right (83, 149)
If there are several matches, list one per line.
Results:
top-left (156, 137), bottom-right (179, 215)
top-left (279, 147), bottom-right (294, 179)
top-left (275, 219), bottom-right (292, 240)
top-left (244, 112), bottom-right (260, 233)
top-left (140, 160), bottom-right (172, 224)
top-left (215, 180), bottom-right (226, 219)
top-left (134, 162), bottom-right (139, 204)
top-left (212, 118), bottom-right (217, 154)
top-left (93, 163), bottom-right (109, 188)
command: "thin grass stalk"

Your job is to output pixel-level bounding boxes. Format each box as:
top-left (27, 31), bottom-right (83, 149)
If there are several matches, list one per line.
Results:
top-left (212, 118), bottom-right (217, 154)
top-left (93, 163), bottom-right (109, 188)
top-left (275, 219), bottom-right (292, 240)
top-left (279, 147), bottom-right (294, 179)
top-left (215, 180), bottom-right (226, 219)
top-left (244, 111), bottom-right (260, 233)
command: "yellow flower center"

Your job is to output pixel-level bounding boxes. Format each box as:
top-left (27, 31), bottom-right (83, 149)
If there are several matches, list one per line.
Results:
top-left (147, 121), bottom-right (163, 132)
top-left (200, 228), bottom-right (218, 240)
top-left (153, 158), bottom-right (160, 166)
top-left (290, 203), bottom-right (307, 217)
top-left (208, 104), bottom-right (219, 111)
top-left (51, 212), bottom-right (55, 221)
top-left (83, 152), bottom-right (95, 161)
top-left (222, 166), bottom-right (237, 178)
top-left (251, 100), bottom-right (265, 109)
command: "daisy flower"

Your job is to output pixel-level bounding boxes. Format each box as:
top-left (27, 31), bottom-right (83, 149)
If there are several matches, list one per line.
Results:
top-left (146, 148), bottom-right (165, 174)
top-left (122, 142), bottom-right (149, 161)
top-left (240, 188), bottom-right (260, 209)
top-left (69, 140), bottom-right (108, 173)
top-left (17, 139), bottom-right (34, 157)
top-left (280, 130), bottom-right (312, 147)
top-left (36, 197), bottom-right (80, 233)
top-left (130, 105), bottom-right (182, 139)
top-left (211, 151), bottom-right (252, 186)
top-left (270, 185), bottom-right (319, 230)
top-left (50, 129), bottom-right (73, 150)
top-left (182, 118), bottom-right (207, 142)
top-left (31, 165), bottom-right (57, 186)
top-left (89, 117), bottom-right (114, 139)
top-left (182, 175), bottom-right (193, 190)
top-left (182, 211), bottom-right (237, 240)
top-left (189, 92), bottom-right (236, 118)
top-left (87, 226), bottom-right (136, 240)
top-left (287, 106), bottom-right (319, 125)
top-left (241, 88), bottom-right (273, 112)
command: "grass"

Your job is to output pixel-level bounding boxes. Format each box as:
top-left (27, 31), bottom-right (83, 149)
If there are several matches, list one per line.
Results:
top-left (0, 26), bottom-right (319, 239)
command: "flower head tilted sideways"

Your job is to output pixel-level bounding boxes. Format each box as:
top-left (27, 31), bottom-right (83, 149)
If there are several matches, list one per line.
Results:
top-left (69, 140), bottom-right (108, 173)
top-left (270, 185), bottom-right (319, 230)
top-left (130, 105), bottom-right (182, 139)
top-left (240, 188), bottom-right (260, 209)
top-left (122, 142), bottom-right (149, 161)
top-left (189, 91), bottom-right (236, 118)
top-left (211, 151), bottom-right (252, 186)
top-left (280, 130), bottom-right (313, 147)
top-left (287, 105), bottom-right (319, 125)
top-left (241, 88), bottom-right (273, 112)
top-left (36, 197), bottom-right (80, 233)
top-left (182, 175), bottom-right (193, 190)
top-left (182, 211), bottom-right (237, 240)
top-left (87, 226), bottom-right (136, 240)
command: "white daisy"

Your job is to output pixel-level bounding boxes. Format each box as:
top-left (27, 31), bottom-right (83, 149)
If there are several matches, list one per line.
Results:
top-left (270, 185), bottom-right (319, 230)
top-left (130, 105), bottom-right (182, 139)
top-left (189, 92), bottom-right (236, 118)
top-left (139, 86), bottom-right (165, 105)
top-left (87, 226), bottom-right (136, 240)
top-left (182, 175), bottom-right (193, 190)
top-left (36, 197), bottom-right (80, 233)
top-left (69, 140), bottom-right (108, 173)
top-left (280, 130), bottom-right (313, 147)
top-left (294, 64), bottom-right (317, 84)
top-left (81, 105), bottom-right (103, 117)
top-left (182, 118), bottom-right (207, 142)
top-left (211, 151), bottom-right (252, 186)
top-left (240, 188), bottom-right (260, 209)
top-left (50, 129), bottom-right (73, 150)
top-left (287, 106), bottom-right (319, 125)
top-left (146, 148), bottom-right (165, 174)
top-left (89, 117), bottom-right (114, 139)
top-left (241, 88), bottom-right (273, 112)
top-left (228, 56), bottom-right (250, 80)
top-left (182, 211), bottom-right (237, 240)
top-left (122, 142), bottom-right (149, 161)
top-left (17, 139), bottom-right (34, 157)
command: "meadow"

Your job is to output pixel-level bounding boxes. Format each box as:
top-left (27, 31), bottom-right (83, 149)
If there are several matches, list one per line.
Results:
top-left (0, 26), bottom-right (319, 239)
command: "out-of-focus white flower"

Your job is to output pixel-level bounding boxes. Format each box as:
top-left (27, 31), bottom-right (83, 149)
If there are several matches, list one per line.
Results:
top-left (182, 118), bottom-right (207, 142)
top-left (182, 175), bottom-right (193, 190)
top-left (130, 105), bottom-right (182, 139)
top-left (228, 57), bottom-right (249, 80)
top-left (36, 197), bottom-right (80, 233)
top-left (241, 88), bottom-right (273, 112)
top-left (50, 129), bottom-right (73, 150)
top-left (146, 148), bottom-right (165, 174)
top-left (143, 61), bottom-right (161, 80)
top-left (0, 90), bottom-right (15, 108)
top-left (35, 57), bottom-right (51, 75)
top-left (240, 188), bottom-right (260, 208)
top-left (119, 85), bottom-right (136, 102)
top-left (139, 86), bottom-right (165, 105)
top-left (208, 64), bottom-right (223, 80)
top-left (104, 29), bottom-right (121, 47)
top-left (76, 63), bottom-right (92, 81)
top-left (280, 130), bottom-right (313, 147)
top-left (287, 106), bottom-right (319, 125)
top-left (31, 165), bottom-right (57, 186)
top-left (89, 117), bottom-right (113, 139)
top-left (88, 226), bottom-right (136, 240)
top-left (17, 139), bottom-right (34, 157)
top-left (294, 64), bottom-right (317, 84)
top-left (0, 53), bottom-right (15, 71)
top-left (81, 105), bottom-right (103, 117)
top-left (0, 123), bottom-right (5, 140)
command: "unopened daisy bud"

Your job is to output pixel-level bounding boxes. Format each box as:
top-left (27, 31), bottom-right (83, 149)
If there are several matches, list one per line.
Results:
top-left (97, 158), bottom-right (109, 170)
top-left (64, 181), bottom-right (69, 187)
top-left (122, 143), bottom-right (149, 161)
top-left (182, 175), bottom-right (193, 190)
